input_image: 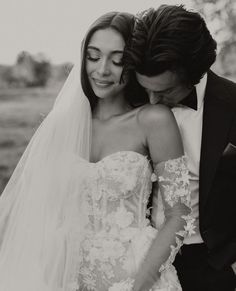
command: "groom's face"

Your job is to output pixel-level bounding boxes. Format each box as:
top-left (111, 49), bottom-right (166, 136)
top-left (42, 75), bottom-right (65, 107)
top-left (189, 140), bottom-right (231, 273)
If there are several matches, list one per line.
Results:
top-left (136, 71), bottom-right (191, 107)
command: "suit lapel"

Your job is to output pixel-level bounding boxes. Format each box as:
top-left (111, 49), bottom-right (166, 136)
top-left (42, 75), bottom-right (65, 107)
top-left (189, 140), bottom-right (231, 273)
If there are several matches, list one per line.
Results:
top-left (199, 71), bottom-right (233, 214)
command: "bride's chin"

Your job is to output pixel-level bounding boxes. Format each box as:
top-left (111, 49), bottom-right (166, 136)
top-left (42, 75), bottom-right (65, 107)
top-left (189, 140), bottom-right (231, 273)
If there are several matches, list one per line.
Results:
top-left (92, 88), bottom-right (111, 99)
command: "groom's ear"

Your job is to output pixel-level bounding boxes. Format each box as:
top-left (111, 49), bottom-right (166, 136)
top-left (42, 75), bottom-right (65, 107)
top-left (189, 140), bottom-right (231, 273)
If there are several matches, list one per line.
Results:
top-left (222, 143), bottom-right (236, 157)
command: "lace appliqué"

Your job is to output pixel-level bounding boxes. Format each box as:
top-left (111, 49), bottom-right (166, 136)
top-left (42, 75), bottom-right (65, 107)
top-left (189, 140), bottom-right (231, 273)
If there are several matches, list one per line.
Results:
top-left (78, 206), bottom-right (137, 290)
top-left (108, 278), bottom-right (134, 291)
top-left (157, 156), bottom-right (191, 208)
top-left (68, 152), bottom-right (183, 290)
top-left (97, 151), bottom-right (147, 201)
top-left (154, 156), bottom-right (195, 272)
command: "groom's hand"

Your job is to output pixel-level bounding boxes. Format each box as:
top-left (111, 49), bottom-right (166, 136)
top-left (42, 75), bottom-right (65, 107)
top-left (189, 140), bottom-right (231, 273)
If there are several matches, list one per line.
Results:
top-left (232, 262), bottom-right (236, 275)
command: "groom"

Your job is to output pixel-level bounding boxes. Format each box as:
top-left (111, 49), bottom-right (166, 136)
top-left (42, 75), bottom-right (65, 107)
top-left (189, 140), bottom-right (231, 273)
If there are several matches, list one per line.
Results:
top-left (129, 5), bottom-right (236, 291)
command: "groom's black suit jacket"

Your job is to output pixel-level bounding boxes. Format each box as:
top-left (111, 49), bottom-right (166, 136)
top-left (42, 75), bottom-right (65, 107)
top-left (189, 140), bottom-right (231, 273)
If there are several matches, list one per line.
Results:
top-left (199, 70), bottom-right (236, 270)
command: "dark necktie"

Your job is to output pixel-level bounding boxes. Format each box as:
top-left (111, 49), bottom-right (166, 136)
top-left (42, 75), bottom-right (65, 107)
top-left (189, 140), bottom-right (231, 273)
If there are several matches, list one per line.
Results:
top-left (179, 87), bottom-right (197, 110)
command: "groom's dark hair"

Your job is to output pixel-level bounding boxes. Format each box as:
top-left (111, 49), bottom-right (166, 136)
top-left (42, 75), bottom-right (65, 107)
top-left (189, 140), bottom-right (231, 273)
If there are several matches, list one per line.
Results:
top-left (127, 5), bottom-right (217, 86)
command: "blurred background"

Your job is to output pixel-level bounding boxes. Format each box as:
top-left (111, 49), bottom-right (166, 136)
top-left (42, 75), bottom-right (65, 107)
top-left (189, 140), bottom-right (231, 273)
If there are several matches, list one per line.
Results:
top-left (0, 0), bottom-right (236, 194)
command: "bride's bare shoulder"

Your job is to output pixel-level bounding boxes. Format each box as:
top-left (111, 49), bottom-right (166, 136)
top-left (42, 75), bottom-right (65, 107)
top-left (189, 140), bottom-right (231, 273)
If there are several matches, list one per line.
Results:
top-left (136, 104), bottom-right (175, 130)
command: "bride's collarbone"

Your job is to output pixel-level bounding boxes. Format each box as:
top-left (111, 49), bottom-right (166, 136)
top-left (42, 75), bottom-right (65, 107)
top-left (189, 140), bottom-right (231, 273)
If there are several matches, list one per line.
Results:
top-left (92, 114), bottom-right (139, 141)
top-left (90, 131), bottom-right (146, 163)
top-left (91, 111), bottom-right (146, 162)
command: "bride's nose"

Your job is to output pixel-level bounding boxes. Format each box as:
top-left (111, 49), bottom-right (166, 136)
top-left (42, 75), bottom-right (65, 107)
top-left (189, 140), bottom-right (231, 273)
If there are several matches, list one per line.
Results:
top-left (97, 58), bottom-right (110, 76)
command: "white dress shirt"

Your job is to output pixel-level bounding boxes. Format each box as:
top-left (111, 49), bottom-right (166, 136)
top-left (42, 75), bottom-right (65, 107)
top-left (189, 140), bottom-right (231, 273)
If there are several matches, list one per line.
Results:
top-left (172, 74), bottom-right (207, 244)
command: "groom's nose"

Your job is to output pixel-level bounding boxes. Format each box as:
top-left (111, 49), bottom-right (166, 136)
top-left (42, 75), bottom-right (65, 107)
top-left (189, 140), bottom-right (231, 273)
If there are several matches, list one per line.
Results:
top-left (148, 91), bottom-right (163, 105)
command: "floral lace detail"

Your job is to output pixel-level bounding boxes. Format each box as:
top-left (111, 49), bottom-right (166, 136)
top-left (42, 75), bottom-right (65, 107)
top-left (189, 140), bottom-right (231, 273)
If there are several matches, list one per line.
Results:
top-left (157, 156), bottom-right (191, 208)
top-left (68, 151), bottom-right (183, 290)
top-left (108, 278), bottom-right (134, 291)
top-left (95, 151), bottom-right (151, 201)
top-left (155, 155), bottom-right (195, 272)
top-left (74, 152), bottom-right (154, 290)
top-left (78, 204), bottom-right (143, 289)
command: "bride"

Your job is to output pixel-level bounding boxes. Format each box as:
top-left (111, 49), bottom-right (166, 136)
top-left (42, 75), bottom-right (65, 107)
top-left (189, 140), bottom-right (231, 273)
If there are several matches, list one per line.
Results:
top-left (0, 11), bottom-right (194, 291)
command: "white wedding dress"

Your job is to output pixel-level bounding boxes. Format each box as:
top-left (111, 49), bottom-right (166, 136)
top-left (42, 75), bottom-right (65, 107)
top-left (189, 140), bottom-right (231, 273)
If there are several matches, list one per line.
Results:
top-left (0, 63), bottom-right (194, 291)
top-left (66, 151), bottom-right (194, 291)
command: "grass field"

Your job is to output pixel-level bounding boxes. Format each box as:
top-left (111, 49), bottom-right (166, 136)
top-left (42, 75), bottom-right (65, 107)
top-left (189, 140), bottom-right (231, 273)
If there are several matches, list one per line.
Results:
top-left (0, 83), bottom-right (63, 194)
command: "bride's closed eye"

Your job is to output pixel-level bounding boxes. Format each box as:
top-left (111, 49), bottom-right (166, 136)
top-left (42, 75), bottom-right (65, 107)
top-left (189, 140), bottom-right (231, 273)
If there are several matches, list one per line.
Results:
top-left (86, 51), bottom-right (100, 62)
top-left (86, 50), bottom-right (123, 67)
top-left (111, 55), bottom-right (123, 66)
top-left (86, 55), bottom-right (123, 67)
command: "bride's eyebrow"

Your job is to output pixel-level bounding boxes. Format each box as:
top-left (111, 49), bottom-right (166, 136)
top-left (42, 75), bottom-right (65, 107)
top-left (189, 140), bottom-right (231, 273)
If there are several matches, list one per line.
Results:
top-left (87, 46), bottom-right (100, 52)
top-left (87, 46), bottom-right (124, 55)
top-left (111, 50), bottom-right (124, 55)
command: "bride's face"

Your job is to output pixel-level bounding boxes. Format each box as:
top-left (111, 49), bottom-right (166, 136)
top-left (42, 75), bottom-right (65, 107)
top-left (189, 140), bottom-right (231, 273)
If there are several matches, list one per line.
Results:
top-left (86, 28), bottom-right (128, 100)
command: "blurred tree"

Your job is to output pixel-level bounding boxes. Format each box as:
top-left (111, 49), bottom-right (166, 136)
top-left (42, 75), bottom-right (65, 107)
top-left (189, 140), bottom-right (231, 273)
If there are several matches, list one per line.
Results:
top-left (190, 0), bottom-right (236, 75)
top-left (33, 53), bottom-right (51, 87)
top-left (6, 51), bottom-right (52, 87)
top-left (9, 51), bottom-right (35, 86)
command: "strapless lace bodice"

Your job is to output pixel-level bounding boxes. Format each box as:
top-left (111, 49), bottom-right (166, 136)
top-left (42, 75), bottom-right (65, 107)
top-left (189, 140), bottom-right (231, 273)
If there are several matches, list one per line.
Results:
top-left (68, 151), bottom-right (193, 291)
top-left (86, 151), bottom-right (153, 230)
top-left (75, 151), bottom-right (156, 291)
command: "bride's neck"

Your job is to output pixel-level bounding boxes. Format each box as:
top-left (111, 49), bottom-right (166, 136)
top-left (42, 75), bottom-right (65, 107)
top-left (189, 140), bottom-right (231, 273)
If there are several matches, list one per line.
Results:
top-left (93, 96), bottom-right (131, 121)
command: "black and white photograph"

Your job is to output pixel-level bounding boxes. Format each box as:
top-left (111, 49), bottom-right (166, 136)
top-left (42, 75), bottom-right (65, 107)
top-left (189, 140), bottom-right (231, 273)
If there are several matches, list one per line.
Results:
top-left (0, 0), bottom-right (236, 290)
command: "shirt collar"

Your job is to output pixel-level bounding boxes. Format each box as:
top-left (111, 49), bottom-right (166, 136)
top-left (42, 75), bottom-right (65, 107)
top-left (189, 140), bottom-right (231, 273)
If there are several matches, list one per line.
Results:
top-left (195, 73), bottom-right (207, 110)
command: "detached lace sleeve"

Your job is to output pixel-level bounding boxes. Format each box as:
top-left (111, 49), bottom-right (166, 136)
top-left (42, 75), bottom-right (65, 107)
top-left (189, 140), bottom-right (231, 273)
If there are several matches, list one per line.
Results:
top-left (153, 155), bottom-right (195, 271)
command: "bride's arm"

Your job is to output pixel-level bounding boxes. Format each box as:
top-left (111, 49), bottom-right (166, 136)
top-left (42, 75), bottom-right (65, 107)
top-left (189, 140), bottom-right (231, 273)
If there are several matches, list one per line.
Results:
top-left (133, 105), bottom-right (194, 291)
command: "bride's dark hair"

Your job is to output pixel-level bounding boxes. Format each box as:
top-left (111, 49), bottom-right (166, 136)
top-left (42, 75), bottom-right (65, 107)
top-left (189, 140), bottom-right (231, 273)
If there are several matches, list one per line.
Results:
top-left (81, 11), bottom-right (147, 110)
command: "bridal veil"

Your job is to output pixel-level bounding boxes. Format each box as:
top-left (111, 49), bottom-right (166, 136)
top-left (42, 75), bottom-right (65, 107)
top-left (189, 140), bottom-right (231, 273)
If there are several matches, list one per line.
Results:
top-left (0, 53), bottom-right (92, 290)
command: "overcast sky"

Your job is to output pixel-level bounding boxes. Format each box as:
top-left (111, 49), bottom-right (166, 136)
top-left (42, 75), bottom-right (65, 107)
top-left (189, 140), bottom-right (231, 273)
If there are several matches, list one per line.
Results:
top-left (0, 0), bottom-right (192, 64)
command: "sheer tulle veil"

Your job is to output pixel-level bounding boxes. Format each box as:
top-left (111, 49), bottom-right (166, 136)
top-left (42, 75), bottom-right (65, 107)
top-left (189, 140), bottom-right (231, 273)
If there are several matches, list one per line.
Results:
top-left (0, 50), bottom-right (92, 290)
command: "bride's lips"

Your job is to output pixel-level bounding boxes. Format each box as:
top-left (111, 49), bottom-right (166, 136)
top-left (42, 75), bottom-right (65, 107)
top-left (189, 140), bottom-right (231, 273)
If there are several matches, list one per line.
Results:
top-left (93, 78), bottom-right (114, 88)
